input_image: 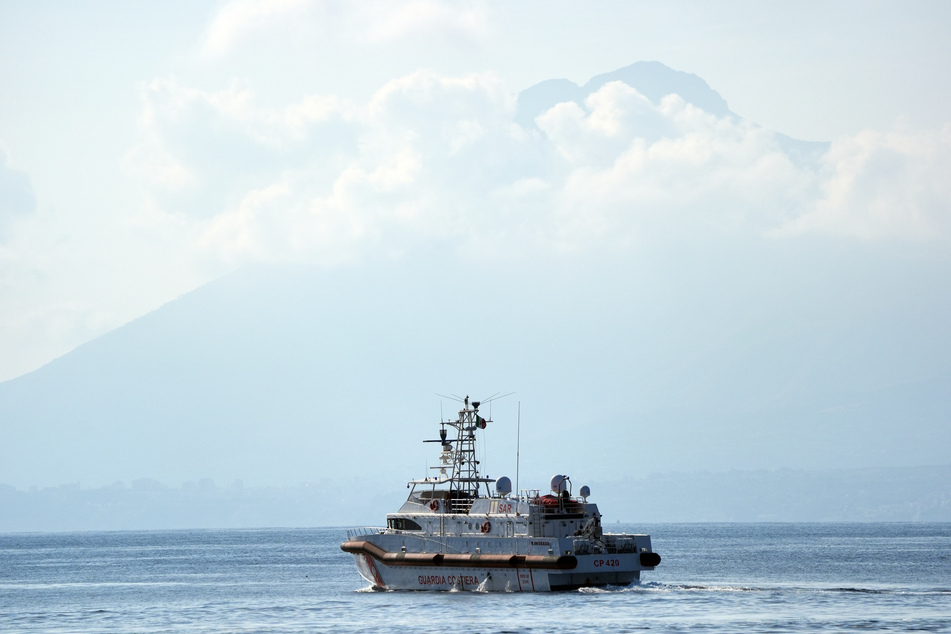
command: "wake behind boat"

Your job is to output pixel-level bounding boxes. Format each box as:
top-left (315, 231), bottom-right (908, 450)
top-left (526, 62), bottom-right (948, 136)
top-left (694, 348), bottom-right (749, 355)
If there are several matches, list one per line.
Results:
top-left (341, 395), bottom-right (661, 591)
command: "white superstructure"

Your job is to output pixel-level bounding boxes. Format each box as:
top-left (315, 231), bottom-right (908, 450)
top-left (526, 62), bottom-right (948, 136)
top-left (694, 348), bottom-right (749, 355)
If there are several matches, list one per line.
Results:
top-left (341, 395), bottom-right (661, 591)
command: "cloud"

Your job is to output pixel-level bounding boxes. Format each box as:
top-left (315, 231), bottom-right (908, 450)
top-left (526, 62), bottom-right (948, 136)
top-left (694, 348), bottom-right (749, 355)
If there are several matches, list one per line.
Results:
top-left (125, 71), bottom-right (951, 271)
top-left (200, 0), bottom-right (321, 59)
top-left (772, 125), bottom-right (951, 242)
top-left (534, 85), bottom-right (815, 242)
top-left (200, 0), bottom-right (487, 59)
top-left (125, 77), bottom-right (359, 219)
top-left (128, 71), bottom-right (521, 264)
top-left (0, 148), bottom-right (37, 238)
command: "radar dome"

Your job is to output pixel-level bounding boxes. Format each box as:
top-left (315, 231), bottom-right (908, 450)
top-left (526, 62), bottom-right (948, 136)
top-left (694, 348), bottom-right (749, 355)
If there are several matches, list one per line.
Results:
top-left (550, 474), bottom-right (568, 493)
top-left (579, 485), bottom-right (591, 499)
top-left (495, 476), bottom-right (512, 496)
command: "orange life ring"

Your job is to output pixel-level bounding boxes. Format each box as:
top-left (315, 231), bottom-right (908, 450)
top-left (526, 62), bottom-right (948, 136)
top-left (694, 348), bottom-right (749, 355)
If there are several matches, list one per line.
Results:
top-left (480, 521), bottom-right (491, 533)
top-left (429, 500), bottom-right (439, 512)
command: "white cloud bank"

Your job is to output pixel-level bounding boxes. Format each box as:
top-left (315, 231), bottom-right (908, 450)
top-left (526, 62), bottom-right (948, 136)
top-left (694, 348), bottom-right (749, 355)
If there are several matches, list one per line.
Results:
top-left (125, 71), bottom-right (951, 272)
top-left (774, 126), bottom-right (951, 242)
top-left (7, 65), bottom-right (948, 382)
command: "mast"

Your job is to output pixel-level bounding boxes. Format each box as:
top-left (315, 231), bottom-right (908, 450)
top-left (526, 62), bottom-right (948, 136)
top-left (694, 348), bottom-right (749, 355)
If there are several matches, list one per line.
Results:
top-left (427, 395), bottom-right (493, 512)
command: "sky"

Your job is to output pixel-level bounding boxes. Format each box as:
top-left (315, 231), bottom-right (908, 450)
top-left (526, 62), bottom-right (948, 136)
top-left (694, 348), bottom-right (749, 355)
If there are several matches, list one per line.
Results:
top-left (1, 0), bottom-right (951, 385)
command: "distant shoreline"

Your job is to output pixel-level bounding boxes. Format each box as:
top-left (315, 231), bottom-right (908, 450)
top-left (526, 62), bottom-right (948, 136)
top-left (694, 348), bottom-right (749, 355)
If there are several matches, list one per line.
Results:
top-left (5, 464), bottom-right (950, 532)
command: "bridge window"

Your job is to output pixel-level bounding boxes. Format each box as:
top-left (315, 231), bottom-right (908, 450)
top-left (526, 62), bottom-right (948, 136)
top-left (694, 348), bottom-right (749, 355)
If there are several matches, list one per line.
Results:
top-left (388, 517), bottom-right (422, 531)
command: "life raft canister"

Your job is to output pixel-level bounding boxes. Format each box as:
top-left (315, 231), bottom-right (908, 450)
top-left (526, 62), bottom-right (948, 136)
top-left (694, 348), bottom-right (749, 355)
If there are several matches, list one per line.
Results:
top-left (481, 521), bottom-right (491, 533)
top-left (429, 500), bottom-right (440, 512)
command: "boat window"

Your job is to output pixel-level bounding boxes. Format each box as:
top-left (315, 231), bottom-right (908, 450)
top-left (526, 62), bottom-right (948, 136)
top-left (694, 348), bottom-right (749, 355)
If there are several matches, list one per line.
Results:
top-left (388, 517), bottom-right (422, 531)
top-left (419, 490), bottom-right (451, 500)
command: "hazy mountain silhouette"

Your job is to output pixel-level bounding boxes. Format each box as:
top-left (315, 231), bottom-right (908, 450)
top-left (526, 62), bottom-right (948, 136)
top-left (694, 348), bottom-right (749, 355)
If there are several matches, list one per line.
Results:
top-left (516, 61), bottom-right (827, 161)
top-left (584, 62), bottom-right (732, 117)
top-left (516, 61), bottom-right (732, 128)
top-left (2, 63), bottom-right (948, 529)
top-left (2, 241), bottom-right (949, 499)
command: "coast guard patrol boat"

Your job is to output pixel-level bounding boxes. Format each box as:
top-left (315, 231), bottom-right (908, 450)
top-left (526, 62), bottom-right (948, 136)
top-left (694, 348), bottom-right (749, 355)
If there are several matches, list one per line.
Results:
top-left (341, 395), bottom-right (661, 591)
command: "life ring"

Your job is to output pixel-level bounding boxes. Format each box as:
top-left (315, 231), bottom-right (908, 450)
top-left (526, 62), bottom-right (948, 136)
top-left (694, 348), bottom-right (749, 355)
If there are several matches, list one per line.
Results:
top-left (429, 500), bottom-right (439, 512)
top-left (480, 521), bottom-right (491, 534)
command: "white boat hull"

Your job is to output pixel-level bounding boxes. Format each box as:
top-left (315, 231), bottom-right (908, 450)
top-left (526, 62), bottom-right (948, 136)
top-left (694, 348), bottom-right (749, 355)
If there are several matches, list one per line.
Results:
top-left (352, 552), bottom-right (641, 591)
top-left (344, 534), bottom-right (651, 592)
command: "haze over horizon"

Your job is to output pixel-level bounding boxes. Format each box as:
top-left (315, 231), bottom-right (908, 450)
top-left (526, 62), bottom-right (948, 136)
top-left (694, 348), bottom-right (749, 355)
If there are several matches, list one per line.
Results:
top-left (2, 2), bottom-right (950, 526)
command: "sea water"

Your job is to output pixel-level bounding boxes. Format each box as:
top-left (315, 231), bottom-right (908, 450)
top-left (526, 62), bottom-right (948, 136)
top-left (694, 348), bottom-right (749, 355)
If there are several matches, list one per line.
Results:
top-left (1, 523), bottom-right (949, 632)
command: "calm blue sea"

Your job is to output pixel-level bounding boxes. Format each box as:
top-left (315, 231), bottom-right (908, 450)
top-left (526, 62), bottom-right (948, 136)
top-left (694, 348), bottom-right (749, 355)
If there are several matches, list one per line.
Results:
top-left (1, 523), bottom-right (949, 632)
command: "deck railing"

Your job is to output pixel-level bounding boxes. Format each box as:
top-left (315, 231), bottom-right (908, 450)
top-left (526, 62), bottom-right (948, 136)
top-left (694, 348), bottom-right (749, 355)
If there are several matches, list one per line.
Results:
top-left (345, 526), bottom-right (386, 540)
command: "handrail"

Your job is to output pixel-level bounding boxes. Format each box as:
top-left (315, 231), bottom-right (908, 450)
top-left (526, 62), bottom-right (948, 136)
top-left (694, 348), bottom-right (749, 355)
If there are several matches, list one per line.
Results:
top-left (346, 526), bottom-right (386, 539)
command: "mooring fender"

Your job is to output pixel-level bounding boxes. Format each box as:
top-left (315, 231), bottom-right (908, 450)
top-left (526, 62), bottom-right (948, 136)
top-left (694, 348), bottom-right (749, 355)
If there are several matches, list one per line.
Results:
top-left (341, 541), bottom-right (577, 570)
top-left (341, 540), bottom-right (383, 557)
top-left (443, 553), bottom-right (519, 568)
top-left (389, 552), bottom-right (441, 565)
top-left (521, 555), bottom-right (578, 570)
top-left (640, 552), bottom-right (661, 567)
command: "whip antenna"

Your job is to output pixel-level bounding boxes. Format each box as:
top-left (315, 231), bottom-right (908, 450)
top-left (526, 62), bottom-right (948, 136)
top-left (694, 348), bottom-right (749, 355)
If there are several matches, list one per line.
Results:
top-left (516, 401), bottom-right (521, 498)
